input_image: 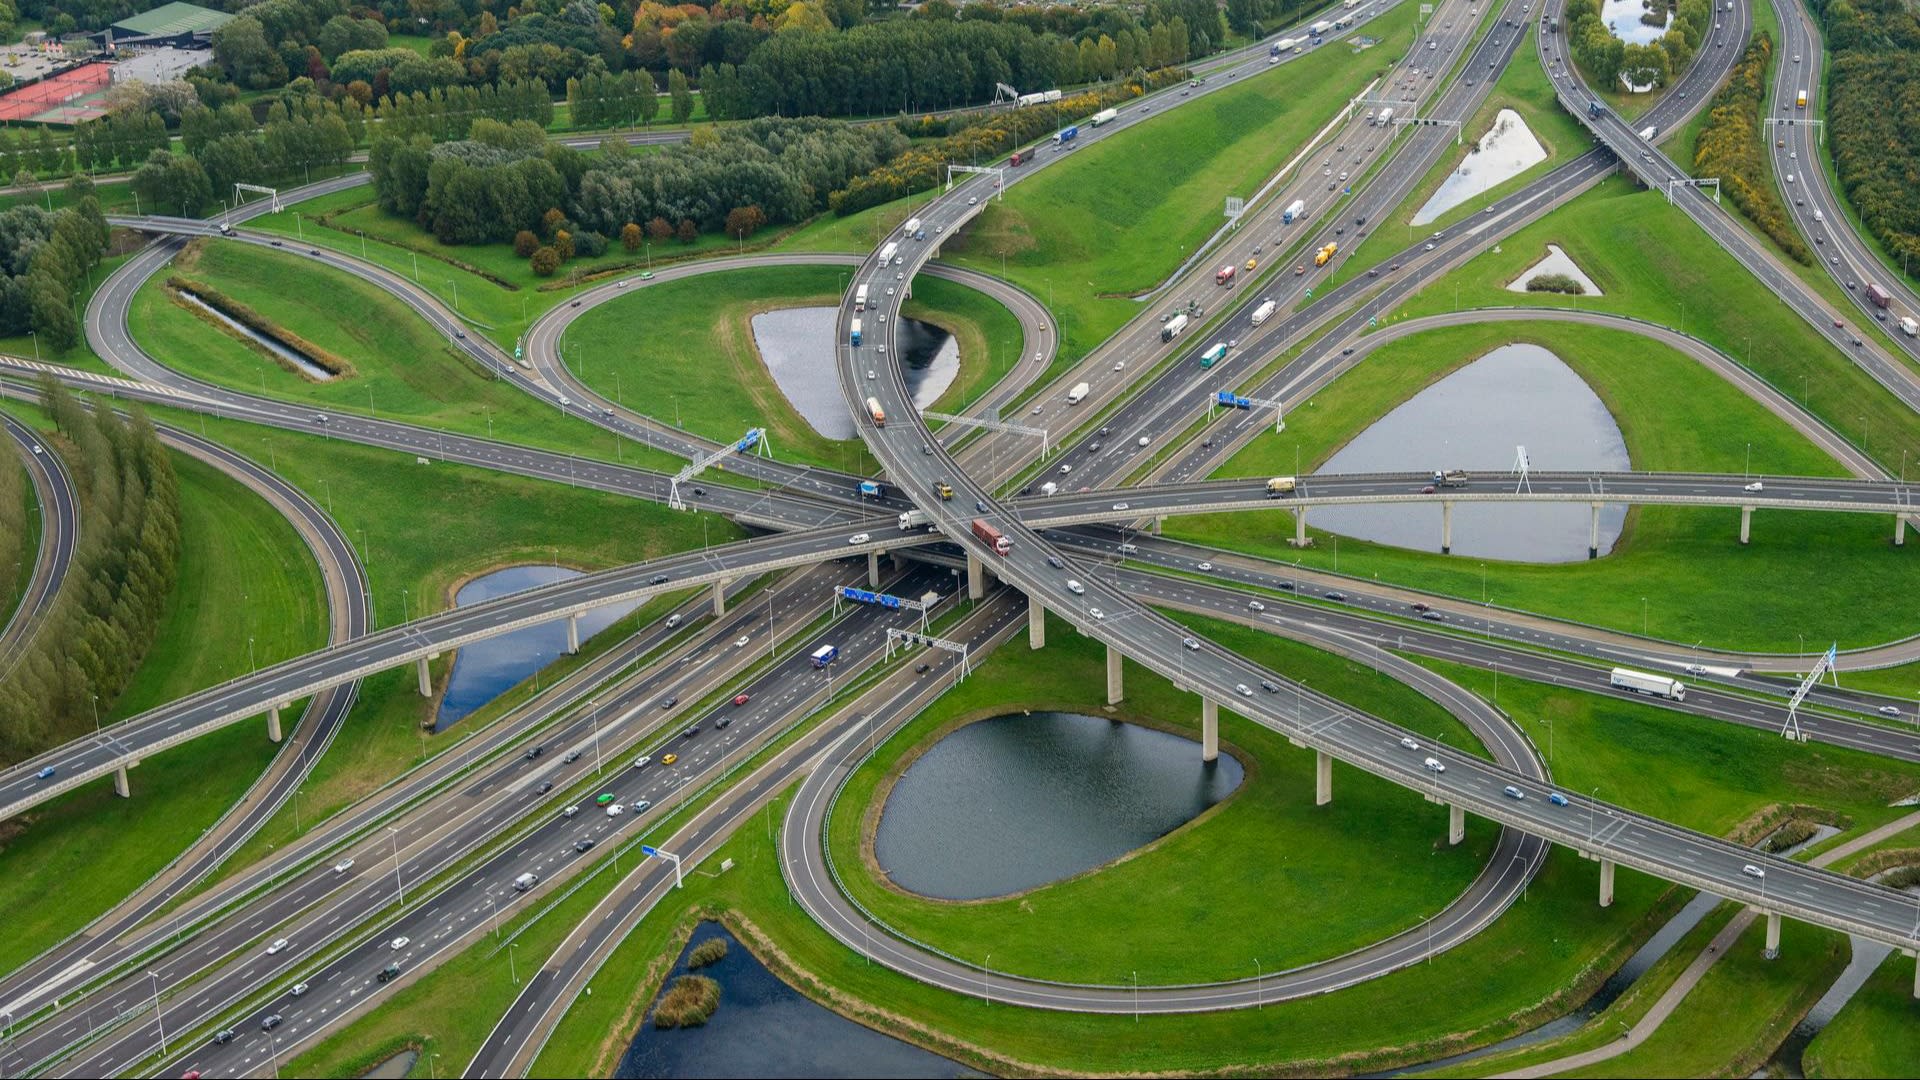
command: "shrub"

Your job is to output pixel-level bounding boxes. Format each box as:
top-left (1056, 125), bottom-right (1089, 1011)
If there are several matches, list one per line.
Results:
top-left (675, 218), bottom-right (698, 245)
top-left (687, 938), bottom-right (728, 969)
top-left (529, 245), bottom-right (559, 276)
top-left (512, 229), bottom-right (538, 257)
top-left (620, 222), bottom-right (642, 251)
top-left (652, 974), bottom-right (720, 1028)
top-left (1524, 273), bottom-right (1586, 294)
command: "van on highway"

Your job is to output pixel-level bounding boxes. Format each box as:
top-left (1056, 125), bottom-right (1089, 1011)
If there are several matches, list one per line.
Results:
top-left (513, 872), bottom-right (538, 891)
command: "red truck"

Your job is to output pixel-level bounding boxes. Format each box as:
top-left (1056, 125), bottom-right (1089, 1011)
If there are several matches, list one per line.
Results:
top-left (971, 518), bottom-right (1012, 556)
top-left (1216, 264), bottom-right (1237, 285)
top-left (1866, 282), bottom-right (1893, 309)
top-left (1010, 149), bottom-right (1033, 166)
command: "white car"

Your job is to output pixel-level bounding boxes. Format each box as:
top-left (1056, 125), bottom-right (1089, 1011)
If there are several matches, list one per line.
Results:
top-left (1400, 737), bottom-right (1421, 750)
top-left (849, 533), bottom-right (871, 545)
top-left (1197, 562), bottom-right (1213, 571)
top-left (1112, 502), bottom-right (1130, 511)
top-left (735, 636), bottom-right (751, 648)
top-left (1423, 757), bottom-right (1446, 774)
top-left (290, 982), bottom-right (310, 997)
top-left (332, 858), bottom-right (355, 873)
top-left (1684, 664), bottom-right (1708, 676)
top-left (1741, 864), bottom-right (1765, 879)
top-left (1235, 683), bottom-right (1254, 697)
top-left (1137, 435), bottom-right (1150, 447)
top-left (1743, 481), bottom-right (1764, 492)
top-left (561, 805), bottom-right (579, 818)
top-left (606, 803), bottom-right (625, 817)
top-left (1183, 637), bottom-right (1200, 650)
top-left (1247, 600), bottom-right (1266, 612)
top-left (1066, 580), bottom-right (1085, 595)
top-left (1878, 705), bottom-right (1902, 718)
top-left (1059, 464), bottom-right (1073, 475)
top-left (866, 370), bottom-right (876, 380)
top-left (389, 936), bottom-right (411, 950)
top-left (1089, 608), bottom-right (1105, 620)
top-left (1113, 361), bottom-right (1125, 371)
top-left (266, 938), bottom-right (289, 955)
top-left (632, 755), bottom-right (651, 769)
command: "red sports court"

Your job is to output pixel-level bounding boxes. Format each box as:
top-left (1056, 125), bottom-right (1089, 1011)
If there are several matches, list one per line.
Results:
top-left (0, 62), bottom-right (111, 123)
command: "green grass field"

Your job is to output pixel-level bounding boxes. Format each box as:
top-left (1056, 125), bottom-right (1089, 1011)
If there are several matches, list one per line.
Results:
top-left (823, 610), bottom-right (1493, 984)
top-left (1802, 951), bottom-right (1920, 1078)
top-left (0, 429), bottom-right (327, 974)
top-left (131, 239), bottom-right (686, 475)
top-left (561, 264), bottom-right (1020, 473)
top-left (931, 17), bottom-right (1417, 377)
top-left (1169, 319), bottom-right (1920, 650)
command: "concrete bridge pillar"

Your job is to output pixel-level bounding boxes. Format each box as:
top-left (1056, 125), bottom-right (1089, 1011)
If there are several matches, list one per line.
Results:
top-left (967, 553), bottom-right (986, 600)
top-left (1740, 505), bottom-right (1753, 545)
top-left (1764, 911), bottom-right (1782, 959)
top-left (1441, 500), bottom-right (1454, 555)
top-left (1106, 643), bottom-right (1124, 704)
top-left (1028, 598), bottom-right (1045, 649)
top-left (1448, 803), bottom-right (1465, 846)
top-left (113, 763), bottom-right (131, 798)
top-left (1150, 516), bottom-right (1164, 535)
top-left (1599, 857), bottom-right (1616, 908)
top-left (416, 656), bottom-right (432, 697)
top-left (267, 705), bottom-right (283, 743)
top-left (711, 579), bottom-right (729, 618)
top-left (1911, 950), bottom-right (1919, 998)
top-left (1897, 516), bottom-right (1907, 547)
top-left (1315, 749), bottom-right (1332, 805)
top-left (566, 613), bottom-right (580, 655)
top-left (1589, 502), bottom-right (1602, 560)
top-left (1292, 508), bottom-right (1309, 547)
top-left (867, 551), bottom-right (881, 588)
top-left (1201, 698), bottom-right (1219, 763)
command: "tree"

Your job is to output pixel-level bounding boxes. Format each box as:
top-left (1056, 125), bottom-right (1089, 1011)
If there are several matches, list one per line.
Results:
top-left (667, 68), bottom-right (694, 125)
top-left (130, 151), bottom-right (211, 217)
top-left (213, 16), bottom-right (289, 90)
top-left (513, 229), bottom-right (540, 257)
top-left (724, 204), bottom-right (766, 240)
top-left (676, 218), bottom-right (698, 244)
top-left (648, 216), bottom-right (673, 241)
top-left (553, 229), bottom-right (575, 261)
top-left (529, 245), bottom-right (560, 275)
top-left (541, 207), bottom-right (567, 238)
top-left (620, 221), bottom-right (643, 251)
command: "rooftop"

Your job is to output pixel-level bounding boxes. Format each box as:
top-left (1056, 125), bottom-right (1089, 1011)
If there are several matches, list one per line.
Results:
top-left (109, 2), bottom-right (234, 38)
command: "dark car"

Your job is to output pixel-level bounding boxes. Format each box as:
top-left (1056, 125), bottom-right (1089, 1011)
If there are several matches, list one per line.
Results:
top-left (524, 745), bottom-right (544, 760)
top-left (680, 723), bottom-right (699, 738)
top-left (715, 715), bottom-right (733, 729)
top-left (1047, 555), bottom-right (1066, 569)
top-left (915, 663), bottom-right (933, 674)
top-left (261, 1014), bottom-right (283, 1031)
top-left (650, 574), bottom-right (670, 585)
top-left (575, 837), bottom-right (597, 852)
top-left (660, 696), bottom-right (679, 709)
top-left (212, 1030), bottom-right (236, 1045)
top-left (1421, 610), bottom-right (1445, 621)
top-left (1324, 591), bottom-right (1347, 601)
top-left (1260, 680), bottom-right (1280, 693)
top-left (538, 780), bottom-right (553, 794)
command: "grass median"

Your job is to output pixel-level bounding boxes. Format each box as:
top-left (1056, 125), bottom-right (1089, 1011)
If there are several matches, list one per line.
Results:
top-left (1803, 950), bottom-right (1920, 1079)
top-left (1169, 318), bottom-right (1919, 650)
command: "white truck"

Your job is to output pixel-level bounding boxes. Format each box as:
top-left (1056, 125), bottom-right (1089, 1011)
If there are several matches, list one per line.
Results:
top-left (1610, 667), bottom-right (1687, 701)
top-left (1377, 107), bottom-right (1395, 126)
top-left (1161, 312), bottom-right (1190, 341)
top-left (878, 241), bottom-right (899, 267)
top-left (854, 283), bottom-right (868, 311)
top-left (902, 217), bottom-right (922, 237)
top-left (1090, 107), bottom-right (1119, 126)
top-left (1283, 199), bottom-right (1305, 223)
top-left (1040, 481), bottom-right (1058, 496)
top-left (898, 509), bottom-right (930, 530)
top-left (1275, 36), bottom-right (1299, 52)
top-left (1311, 19), bottom-right (1334, 34)
top-left (1066, 381), bottom-right (1091, 405)
top-left (1902, 316), bottom-right (1919, 338)
top-left (1251, 299), bottom-right (1277, 325)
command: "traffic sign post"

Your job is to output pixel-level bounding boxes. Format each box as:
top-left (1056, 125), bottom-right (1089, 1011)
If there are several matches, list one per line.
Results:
top-left (640, 844), bottom-right (684, 888)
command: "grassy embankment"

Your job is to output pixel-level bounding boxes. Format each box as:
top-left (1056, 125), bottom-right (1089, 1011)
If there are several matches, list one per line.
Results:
top-left (131, 239), bottom-right (686, 475)
top-left (1169, 317), bottom-right (1920, 651)
top-left (561, 264), bottom-right (1020, 474)
top-left (1803, 952), bottom-right (1920, 1078)
top-left (823, 610), bottom-right (1493, 984)
top-left (0, 409), bottom-right (327, 974)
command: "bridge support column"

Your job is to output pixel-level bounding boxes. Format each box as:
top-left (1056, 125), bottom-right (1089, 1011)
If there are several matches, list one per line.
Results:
top-left (1106, 644), bottom-right (1124, 704)
top-left (1151, 516), bottom-right (1163, 535)
top-left (416, 656), bottom-right (432, 697)
top-left (267, 706), bottom-right (283, 744)
top-left (1201, 699), bottom-right (1219, 763)
top-left (967, 553), bottom-right (986, 600)
top-left (1740, 505), bottom-right (1753, 545)
top-left (1028, 599), bottom-right (1045, 649)
top-left (113, 764), bottom-right (131, 798)
top-left (1448, 803), bottom-right (1465, 845)
top-left (1599, 857), bottom-right (1616, 908)
top-left (867, 551), bottom-right (881, 588)
top-left (1590, 502), bottom-right (1602, 560)
top-left (1911, 951), bottom-right (1919, 998)
top-left (1442, 501), bottom-right (1454, 555)
top-left (1898, 516), bottom-right (1908, 547)
top-left (1315, 749), bottom-right (1332, 805)
top-left (1764, 911), bottom-right (1782, 959)
top-left (711, 579), bottom-right (728, 617)
top-left (566, 613), bottom-right (580, 655)
top-left (1292, 508), bottom-right (1308, 547)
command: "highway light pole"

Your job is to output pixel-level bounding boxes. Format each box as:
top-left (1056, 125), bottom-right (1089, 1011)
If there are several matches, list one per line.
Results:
top-left (510, 942), bottom-right (520, 985)
top-left (388, 826), bottom-right (406, 905)
top-left (145, 970), bottom-right (167, 1056)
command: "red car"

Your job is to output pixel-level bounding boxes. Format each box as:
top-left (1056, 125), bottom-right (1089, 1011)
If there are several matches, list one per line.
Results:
top-left (733, 693), bottom-right (751, 707)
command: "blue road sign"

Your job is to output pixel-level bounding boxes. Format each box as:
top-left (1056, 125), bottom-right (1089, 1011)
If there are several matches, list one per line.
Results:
top-left (641, 845), bottom-right (660, 857)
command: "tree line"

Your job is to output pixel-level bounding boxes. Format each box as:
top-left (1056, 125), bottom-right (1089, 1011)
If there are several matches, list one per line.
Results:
top-left (0, 180), bottom-right (110, 354)
top-left (1820, 0), bottom-right (1920, 274)
top-left (0, 381), bottom-right (180, 764)
top-left (1690, 33), bottom-right (1810, 265)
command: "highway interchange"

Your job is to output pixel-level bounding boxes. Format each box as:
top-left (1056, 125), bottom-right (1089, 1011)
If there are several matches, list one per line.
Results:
top-left (3, 0), bottom-right (1920, 1073)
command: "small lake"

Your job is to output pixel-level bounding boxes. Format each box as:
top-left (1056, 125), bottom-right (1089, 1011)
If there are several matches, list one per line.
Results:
top-left (174, 287), bottom-right (336, 380)
top-left (1598, 0), bottom-right (1670, 45)
top-left (873, 713), bottom-right (1244, 900)
top-left (615, 923), bottom-right (979, 1079)
top-left (1311, 343), bottom-right (1631, 563)
top-left (435, 565), bottom-right (644, 729)
top-left (753, 307), bottom-right (958, 440)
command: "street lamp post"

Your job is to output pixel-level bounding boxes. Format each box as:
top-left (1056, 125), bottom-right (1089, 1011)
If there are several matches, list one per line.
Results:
top-left (146, 970), bottom-right (168, 1056)
top-left (388, 826), bottom-right (406, 904)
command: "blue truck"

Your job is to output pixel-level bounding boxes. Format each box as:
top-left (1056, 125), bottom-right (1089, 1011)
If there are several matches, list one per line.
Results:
top-left (1053, 125), bottom-right (1079, 145)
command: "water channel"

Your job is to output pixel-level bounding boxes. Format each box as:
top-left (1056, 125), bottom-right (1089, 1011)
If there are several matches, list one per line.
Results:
top-left (1311, 343), bottom-right (1630, 562)
top-left (173, 287), bottom-right (337, 381)
top-left (434, 565), bottom-right (644, 729)
top-left (615, 922), bottom-right (978, 1079)
top-left (752, 307), bottom-right (959, 440)
top-left (872, 712), bottom-right (1244, 900)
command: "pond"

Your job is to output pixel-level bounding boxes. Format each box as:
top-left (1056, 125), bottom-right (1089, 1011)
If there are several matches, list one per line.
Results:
top-left (1599, 0), bottom-right (1670, 45)
top-left (435, 565), bottom-right (644, 729)
top-left (872, 712), bottom-right (1244, 901)
top-left (1311, 343), bottom-right (1631, 562)
top-left (616, 923), bottom-right (978, 1079)
top-left (1413, 109), bottom-right (1547, 225)
top-left (174, 287), bottom-right (336, 381)
top-left (752, 307), bottom-right (958, 440)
